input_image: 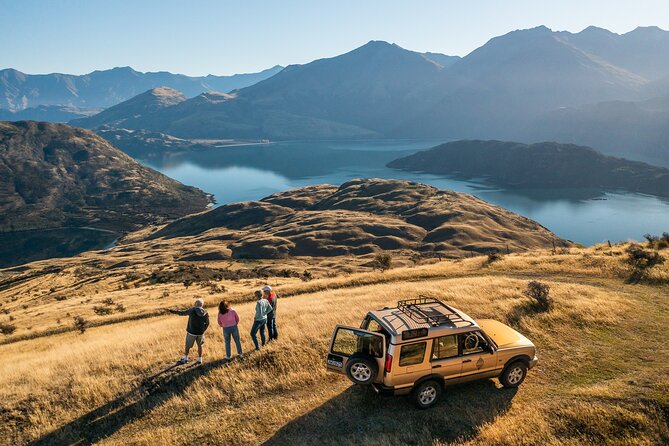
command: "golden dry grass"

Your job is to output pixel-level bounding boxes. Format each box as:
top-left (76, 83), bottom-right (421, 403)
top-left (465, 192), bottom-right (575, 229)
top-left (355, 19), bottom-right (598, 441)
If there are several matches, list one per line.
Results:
top-left (0, 244), bottom-right (668, 445)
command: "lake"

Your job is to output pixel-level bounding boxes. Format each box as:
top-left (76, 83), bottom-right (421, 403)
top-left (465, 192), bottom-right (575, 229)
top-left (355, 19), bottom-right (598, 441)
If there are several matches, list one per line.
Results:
top-left (138, 140), bottom-right (669, 246)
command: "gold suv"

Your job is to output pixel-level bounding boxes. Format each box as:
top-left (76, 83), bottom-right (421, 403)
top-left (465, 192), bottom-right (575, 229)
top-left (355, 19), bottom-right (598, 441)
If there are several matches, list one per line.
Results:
top-left (326, 297), bottom-right (538, 408)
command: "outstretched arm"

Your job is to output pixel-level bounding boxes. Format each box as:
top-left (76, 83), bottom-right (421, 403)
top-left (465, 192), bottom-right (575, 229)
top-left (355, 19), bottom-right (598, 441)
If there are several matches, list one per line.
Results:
top-left (166, 308), bottom-right (190, 316)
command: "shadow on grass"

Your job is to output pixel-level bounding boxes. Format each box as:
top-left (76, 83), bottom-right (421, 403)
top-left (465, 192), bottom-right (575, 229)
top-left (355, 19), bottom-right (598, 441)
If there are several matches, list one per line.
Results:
top-left (263, 379), bottom-right (518, 445)
top-left (30, 359), bottom-right (229, 446)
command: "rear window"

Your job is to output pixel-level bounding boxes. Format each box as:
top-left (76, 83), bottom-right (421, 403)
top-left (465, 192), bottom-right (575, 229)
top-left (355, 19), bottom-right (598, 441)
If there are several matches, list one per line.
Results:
top-left (399, 342), bottom-right (426, 366)
top-left (331, 328), bottom-right (383, 358)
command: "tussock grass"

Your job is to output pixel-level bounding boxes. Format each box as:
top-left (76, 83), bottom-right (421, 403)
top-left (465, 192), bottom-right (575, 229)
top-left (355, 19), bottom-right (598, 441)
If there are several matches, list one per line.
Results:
top-left (0, 245), bottom-right (668, 445)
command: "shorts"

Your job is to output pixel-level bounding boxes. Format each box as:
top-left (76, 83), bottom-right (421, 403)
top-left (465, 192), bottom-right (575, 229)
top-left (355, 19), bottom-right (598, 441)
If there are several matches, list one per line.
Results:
top-left (185, 333), bottom-right (204, 349)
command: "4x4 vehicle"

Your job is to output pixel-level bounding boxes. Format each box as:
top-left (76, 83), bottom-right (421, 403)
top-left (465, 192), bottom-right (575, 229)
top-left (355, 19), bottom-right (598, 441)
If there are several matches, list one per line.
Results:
top-left (326, 297), bottom-right (538, 408)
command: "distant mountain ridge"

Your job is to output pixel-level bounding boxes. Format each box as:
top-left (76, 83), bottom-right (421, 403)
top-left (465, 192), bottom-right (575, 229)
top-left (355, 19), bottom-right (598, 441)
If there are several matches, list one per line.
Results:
top-left (70, 26), bottom-right (669, 161)
top-left (0, 65), bottom-right (283, 112)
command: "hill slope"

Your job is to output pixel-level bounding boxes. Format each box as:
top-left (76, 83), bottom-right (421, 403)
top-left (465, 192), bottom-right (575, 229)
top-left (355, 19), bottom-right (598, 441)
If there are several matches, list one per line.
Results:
top-left (147, 178), bottom-right (569, 259)
top-left (0, 121), bottom-right (210, 232)
top-left (388, 140), bottom-right (669, 196)
top-left (70, 87), bottom-right (187, 129)
top-left (0, 242), bottom-right (667, 445)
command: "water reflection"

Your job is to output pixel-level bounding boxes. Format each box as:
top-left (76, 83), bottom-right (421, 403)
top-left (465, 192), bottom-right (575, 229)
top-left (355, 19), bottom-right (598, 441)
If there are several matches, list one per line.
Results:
top-left (137, 140), bottom-right (669, 246)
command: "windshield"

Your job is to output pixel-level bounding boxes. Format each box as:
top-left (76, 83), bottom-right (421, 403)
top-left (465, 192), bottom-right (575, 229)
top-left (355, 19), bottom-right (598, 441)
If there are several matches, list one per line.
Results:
top-left (331, 327), bottom-right (383, 358)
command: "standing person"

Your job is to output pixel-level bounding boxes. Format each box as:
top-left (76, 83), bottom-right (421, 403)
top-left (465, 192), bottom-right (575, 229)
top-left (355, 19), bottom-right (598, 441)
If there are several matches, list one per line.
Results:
top-left (166, 298), bottom-right (210, 365)
top-left (250, 290), bottom-right (272, 350)
top-left (217, 300), bottom-right (243, 361)
top-left (263, 285), bottom-right (279, 341)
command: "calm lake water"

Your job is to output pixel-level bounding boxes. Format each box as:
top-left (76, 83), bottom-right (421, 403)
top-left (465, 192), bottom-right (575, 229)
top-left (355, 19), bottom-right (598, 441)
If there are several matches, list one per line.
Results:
top-left (138, 140), bottom-right (669, 246)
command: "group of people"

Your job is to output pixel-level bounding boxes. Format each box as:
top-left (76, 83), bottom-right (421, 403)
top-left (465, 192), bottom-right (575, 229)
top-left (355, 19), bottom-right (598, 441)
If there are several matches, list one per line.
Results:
top-left (166, 285), bottom-right (279, 365)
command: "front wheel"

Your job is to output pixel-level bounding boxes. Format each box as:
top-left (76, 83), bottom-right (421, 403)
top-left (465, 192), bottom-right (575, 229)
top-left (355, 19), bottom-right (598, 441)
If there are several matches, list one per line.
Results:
top-left (500, 361), bottom-right (527, 388)
top-left (345, 355), bottom-right (378, 385)
top-left (412, 380), bottom-right (442, 409)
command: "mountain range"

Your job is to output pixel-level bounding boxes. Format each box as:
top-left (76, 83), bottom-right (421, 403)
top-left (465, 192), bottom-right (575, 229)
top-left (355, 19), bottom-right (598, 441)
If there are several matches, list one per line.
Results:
top-left (0, 65), bottom-right (283, 115)
top-left (70, 26), bottom-right (669, 162)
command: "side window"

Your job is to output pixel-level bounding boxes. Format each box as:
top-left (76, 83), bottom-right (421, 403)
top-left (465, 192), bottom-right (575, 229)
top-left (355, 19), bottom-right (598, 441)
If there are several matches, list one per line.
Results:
top-left (431, 335), bottom-right (458, 360)
top-left (460, 331), bottom-right (489, 355)
top-left (366, 319), bottom-right (383, 333)
top-left (399, 342), bottom-right (427, 366)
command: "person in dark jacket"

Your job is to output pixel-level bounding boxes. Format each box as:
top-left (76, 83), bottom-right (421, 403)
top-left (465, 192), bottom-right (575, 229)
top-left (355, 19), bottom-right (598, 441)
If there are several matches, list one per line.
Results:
top-left (166, 298), bottom-right (210, 365)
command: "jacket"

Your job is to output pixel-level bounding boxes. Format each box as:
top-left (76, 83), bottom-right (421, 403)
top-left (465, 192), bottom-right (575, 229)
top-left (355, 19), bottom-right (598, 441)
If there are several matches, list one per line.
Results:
top-left (169, 307), bottom-right (210, 335)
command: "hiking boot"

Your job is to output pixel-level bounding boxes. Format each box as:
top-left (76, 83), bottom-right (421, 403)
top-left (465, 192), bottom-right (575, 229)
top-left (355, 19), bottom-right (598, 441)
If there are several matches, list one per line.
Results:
top-left (176, 357), bottom-right (189, 365)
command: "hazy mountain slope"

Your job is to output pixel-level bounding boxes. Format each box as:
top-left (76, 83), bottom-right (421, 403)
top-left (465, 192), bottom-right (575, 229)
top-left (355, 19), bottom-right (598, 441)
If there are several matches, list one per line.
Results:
top-left (388, 140), bottom-right (669, 196)
top-left (0, 121), bottom-right (209, 232)
top-left (399, 26), bottom-right (648, 139)
top-left (0, 105), bottom-right (100, 122)
top-left (558, 26), bottom-right (669, 80)
top-left (150, 178), bottom-right (568, 259)
top-left (123, 41), bottom-right (447, 139)
top-left (528, 98), bottom-right (669, 164)
top-left (108, 27), bottom-right (668, 142)
top-left (0, 65), bottom-right (283, 111)
top-left (70, 87), bottom-right (187, 129)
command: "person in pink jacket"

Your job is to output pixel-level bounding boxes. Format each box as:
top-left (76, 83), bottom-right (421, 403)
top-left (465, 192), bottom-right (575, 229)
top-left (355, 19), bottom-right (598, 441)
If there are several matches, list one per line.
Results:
top-left (217, 300), bottom-right (243, 360)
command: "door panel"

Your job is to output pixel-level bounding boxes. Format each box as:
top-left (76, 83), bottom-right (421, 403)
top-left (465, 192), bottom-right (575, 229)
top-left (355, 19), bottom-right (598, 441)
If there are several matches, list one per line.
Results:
top-left (459, 331), bottom-right (497, 378)
top-left (327, 325), bottom-right (386, 382)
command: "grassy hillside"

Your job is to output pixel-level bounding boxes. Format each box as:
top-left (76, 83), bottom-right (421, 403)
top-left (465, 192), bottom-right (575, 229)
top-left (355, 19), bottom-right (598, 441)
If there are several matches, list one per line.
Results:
top-left (0, 242), bottom-right (667, 445)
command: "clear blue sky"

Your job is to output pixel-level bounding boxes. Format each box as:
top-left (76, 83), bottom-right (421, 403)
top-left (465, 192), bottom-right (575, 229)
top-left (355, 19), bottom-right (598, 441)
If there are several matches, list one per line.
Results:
top-left (2, 0), bottom-right (668, 76)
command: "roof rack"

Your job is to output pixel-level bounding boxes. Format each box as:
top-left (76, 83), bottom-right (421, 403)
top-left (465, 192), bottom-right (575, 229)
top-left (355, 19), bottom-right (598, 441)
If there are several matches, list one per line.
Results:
top-left (396, 296), bottom-right (474, 328)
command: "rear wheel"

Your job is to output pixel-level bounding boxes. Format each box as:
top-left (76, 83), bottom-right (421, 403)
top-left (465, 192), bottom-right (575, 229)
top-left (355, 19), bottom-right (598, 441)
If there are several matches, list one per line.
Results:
top-left (412, 380), bottom-right (442, 409)
top-left (345, 355), bottom-right (378, 385)
top-left (500, 361), bottom-right (527, 388)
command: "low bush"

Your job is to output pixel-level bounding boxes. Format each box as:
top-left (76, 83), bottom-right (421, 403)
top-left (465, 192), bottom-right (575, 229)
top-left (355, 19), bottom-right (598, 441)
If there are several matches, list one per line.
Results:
top-left (373, 253), bottom-right (393, 272)
top-left (625, 243), bottom-right (665, 283)
top-left (0, 322), bottom-right (16, 335)
top-left (523, 281), bottom-right (553, 312)
top-left (93, 306), bottom-right (113, 316)
top-left (73, 316), bottom-right (88, 334)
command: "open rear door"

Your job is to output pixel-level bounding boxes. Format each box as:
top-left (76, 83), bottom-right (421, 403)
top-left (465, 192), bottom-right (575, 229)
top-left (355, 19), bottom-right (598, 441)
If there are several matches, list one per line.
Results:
top-left (327, 325), bottom-right (386, 384)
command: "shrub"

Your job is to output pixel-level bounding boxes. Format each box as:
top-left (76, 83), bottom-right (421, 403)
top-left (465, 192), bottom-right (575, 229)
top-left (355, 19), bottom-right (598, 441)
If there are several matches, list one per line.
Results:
top-left (73, 316), bottom-right (88, 334)
top-left (209, 284), bottom-right (226, 294)
top-left (643, 233), bottom-right (659, 246)
top-left (625, 244), bottom-right (665, 283)
top-left (54, 294), bottom-right (67, 301)
top-left (523, 281), bottom-right (552, 312)
top-left (485, 251), bottom-right (503, 265)
top-left (161, 290), bottom-right (170, 298)
top-left (93, 306), bottom-right (113, 316)
top-left (115, 303), bottom-right (126, 313)
top-left (373, 253), bottom-right (393, 272)
top-left (301, 270), bottom-right (313, 282)
top-left (102, 297), bottom-right (115, 305)
top-left (0, 322), bottom-right (16, 335)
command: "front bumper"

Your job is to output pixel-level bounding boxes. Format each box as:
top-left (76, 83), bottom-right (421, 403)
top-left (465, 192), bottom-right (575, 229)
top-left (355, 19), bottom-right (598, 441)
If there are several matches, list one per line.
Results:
top-left (529, 355), bottom-right (539, 369)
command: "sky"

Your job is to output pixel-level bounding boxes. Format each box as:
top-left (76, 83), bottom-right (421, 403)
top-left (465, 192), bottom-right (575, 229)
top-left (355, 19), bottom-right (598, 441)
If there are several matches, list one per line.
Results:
top-left (2, 0), bottom-right (668, 76)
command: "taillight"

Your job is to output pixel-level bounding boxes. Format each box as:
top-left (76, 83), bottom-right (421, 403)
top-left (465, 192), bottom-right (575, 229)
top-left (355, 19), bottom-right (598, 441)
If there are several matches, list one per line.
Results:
top-left (385, 354), bottom-right (393, 373)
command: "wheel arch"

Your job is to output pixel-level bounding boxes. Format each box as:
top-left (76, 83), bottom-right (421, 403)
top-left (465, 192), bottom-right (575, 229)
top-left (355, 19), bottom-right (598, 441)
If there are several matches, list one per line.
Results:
top-left (412, 374), bottom-right (445, 391)
top-left (502, 354), bottom-right (531, 372)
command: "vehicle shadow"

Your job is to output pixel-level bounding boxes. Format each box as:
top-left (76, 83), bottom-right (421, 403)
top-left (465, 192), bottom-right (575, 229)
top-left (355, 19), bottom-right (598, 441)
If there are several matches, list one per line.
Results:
top-left (30, 359), bottom-right (229, 446)
top-left (263, 379), bottom-right (518, 445)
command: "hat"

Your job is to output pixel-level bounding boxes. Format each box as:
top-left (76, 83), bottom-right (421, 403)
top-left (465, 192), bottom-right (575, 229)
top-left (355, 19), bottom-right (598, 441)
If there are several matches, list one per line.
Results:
top-left (262, 285), bottom-right (272, 292)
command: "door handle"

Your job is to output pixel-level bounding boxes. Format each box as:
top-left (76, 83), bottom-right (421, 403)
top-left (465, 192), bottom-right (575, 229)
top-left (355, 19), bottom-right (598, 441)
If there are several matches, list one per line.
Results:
top-left (433, 365), bottom-right (442, 369)
top-left (462, 359), bottom-right (472, 363)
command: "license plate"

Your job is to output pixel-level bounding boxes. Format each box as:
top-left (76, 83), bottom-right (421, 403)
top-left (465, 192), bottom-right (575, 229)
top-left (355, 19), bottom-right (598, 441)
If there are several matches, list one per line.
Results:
top-left (327, 354), bottom-right (344, 368)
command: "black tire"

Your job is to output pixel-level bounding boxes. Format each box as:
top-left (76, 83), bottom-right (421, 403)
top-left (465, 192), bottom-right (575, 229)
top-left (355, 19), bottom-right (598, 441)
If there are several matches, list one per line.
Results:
top-left (412, 380), bottom-right (442, 409)
top-left (345, 355), bottom-right (378, 385)
top-left (500, 361), bottom-right (527, 388)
